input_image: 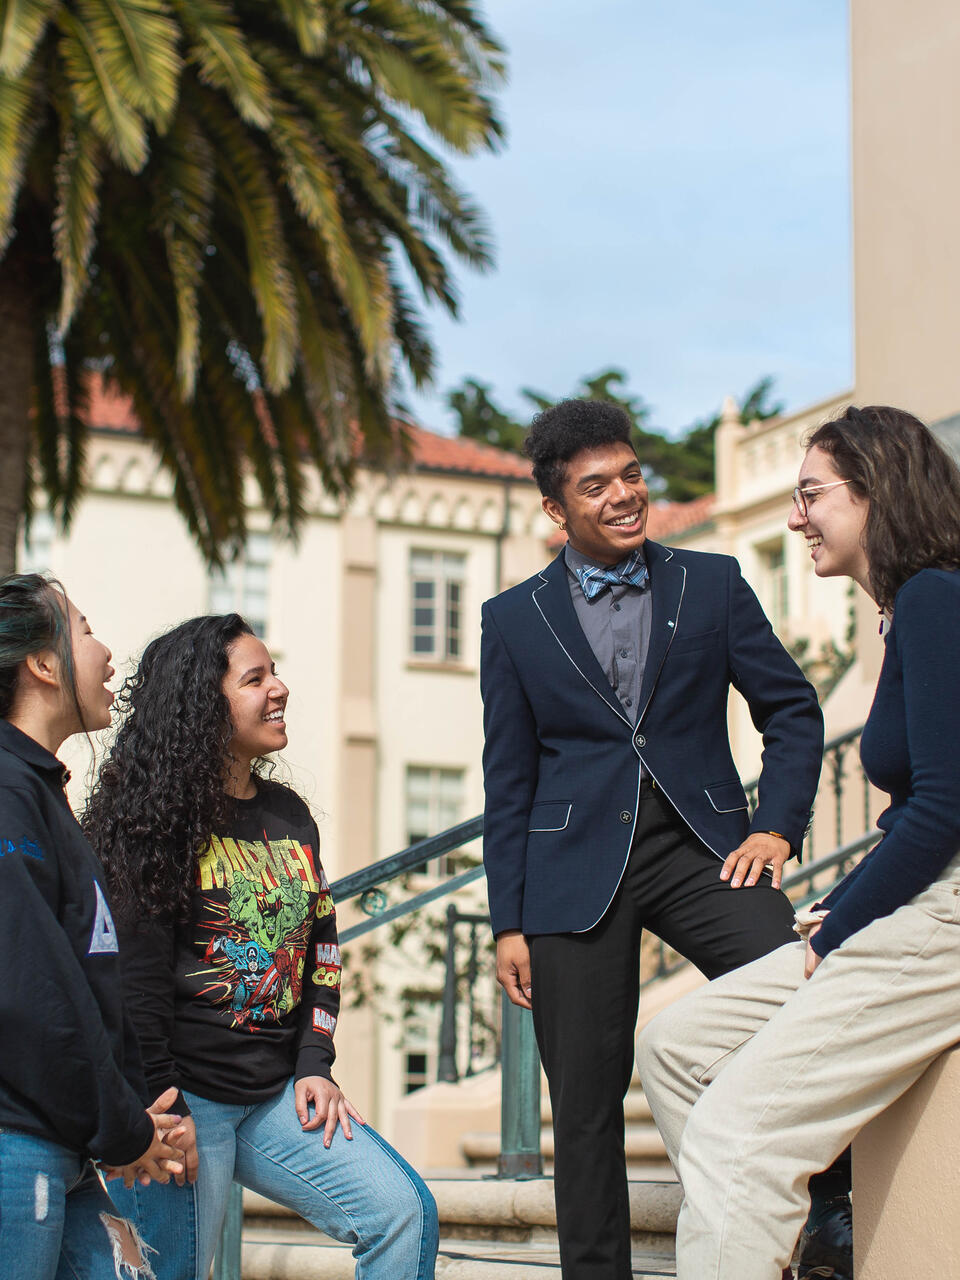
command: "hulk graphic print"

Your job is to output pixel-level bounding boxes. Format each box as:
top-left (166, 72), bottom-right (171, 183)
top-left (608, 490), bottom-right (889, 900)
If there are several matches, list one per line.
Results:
top-left (192, 831), bottom-right (337, 1029)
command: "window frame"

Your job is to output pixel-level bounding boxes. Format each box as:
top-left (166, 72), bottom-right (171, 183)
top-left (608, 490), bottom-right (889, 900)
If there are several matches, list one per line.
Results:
top-left (208, 530), bottom-right (272, 640)
top-left (408, 549), bottom-right (467, 664)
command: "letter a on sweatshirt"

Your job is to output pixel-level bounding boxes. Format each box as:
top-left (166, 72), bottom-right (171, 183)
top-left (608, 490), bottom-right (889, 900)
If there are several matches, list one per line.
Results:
top-left (88, 881), bottom-right (119, 955)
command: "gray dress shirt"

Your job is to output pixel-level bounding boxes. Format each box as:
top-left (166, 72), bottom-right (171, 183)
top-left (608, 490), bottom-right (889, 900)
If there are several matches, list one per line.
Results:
top-left (564, 543), bottom-right (653, 723)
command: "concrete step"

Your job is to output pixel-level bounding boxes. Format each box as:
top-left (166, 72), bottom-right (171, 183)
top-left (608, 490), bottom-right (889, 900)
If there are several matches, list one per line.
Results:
top-left (460, 1122), bottom-right (670, 1167)
top-left (238, 1179), bottom-right (682, 1278)
top-left (239, 1231), bottom-right (678, 1277)
top-left (540, 1083), bottom-right (656, 1125)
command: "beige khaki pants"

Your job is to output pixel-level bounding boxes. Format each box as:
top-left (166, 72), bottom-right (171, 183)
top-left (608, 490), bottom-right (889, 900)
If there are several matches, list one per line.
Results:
top-left (636, 854), bottom-right (960, 1280)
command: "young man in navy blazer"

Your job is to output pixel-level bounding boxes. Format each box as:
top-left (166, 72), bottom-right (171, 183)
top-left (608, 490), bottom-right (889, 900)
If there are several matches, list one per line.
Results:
top-left (481, 400), bottom-right (845, 1280)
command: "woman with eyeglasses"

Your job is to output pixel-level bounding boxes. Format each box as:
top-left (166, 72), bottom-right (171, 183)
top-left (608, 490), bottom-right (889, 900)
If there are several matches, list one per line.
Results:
top-left (637, 404), bottom-right (960, 1280)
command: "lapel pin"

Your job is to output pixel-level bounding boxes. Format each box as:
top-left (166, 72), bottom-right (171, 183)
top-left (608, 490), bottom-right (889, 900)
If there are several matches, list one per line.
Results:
top-left (667, 621), bottom-right (674, 628)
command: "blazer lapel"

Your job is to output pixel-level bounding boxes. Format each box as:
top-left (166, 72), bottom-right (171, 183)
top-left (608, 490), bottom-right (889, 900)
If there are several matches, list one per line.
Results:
top-left (531, 552), bottom-right (632, 728)
top-left (637, 540), bottom-right (686, 725)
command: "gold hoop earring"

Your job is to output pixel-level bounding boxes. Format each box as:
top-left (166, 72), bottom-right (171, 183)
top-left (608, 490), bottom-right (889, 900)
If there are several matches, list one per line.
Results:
top-left (558, 521), bottom-right (566, 531)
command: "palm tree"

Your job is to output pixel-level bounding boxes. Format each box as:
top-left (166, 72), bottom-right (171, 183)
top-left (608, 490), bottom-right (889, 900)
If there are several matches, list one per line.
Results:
top-left (0, 0), bottom-right (505, 573)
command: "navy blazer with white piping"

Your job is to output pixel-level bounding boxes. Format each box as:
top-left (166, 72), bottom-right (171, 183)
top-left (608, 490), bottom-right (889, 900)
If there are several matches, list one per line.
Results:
top-left (480, 540), bottom-right (824, 937)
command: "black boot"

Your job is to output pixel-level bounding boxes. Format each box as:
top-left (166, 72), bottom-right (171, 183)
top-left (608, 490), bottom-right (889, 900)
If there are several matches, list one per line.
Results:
top-left (797, 1193), bottom-right (853, 1280)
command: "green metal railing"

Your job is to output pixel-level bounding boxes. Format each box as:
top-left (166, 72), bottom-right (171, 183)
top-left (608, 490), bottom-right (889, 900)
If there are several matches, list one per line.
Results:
top-left (213, 723), bottom-right (874, 1276)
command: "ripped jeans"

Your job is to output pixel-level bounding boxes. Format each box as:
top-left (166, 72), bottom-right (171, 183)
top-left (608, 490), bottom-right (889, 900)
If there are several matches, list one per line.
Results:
top-left (0, 1129), bottom-right (153, 1280)
top-left (109, 1079), bottom-right (438, 1279)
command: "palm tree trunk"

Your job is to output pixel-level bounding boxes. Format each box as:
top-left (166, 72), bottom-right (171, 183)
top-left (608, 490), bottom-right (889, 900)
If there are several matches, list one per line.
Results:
top-left (0, 247), bottom-right (35, 577)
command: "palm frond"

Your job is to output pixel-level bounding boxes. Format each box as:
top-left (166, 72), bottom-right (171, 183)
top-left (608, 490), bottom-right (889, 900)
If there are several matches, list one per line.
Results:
top-left (389, 266), bottom-right (435, 389)
top-left (274, 0), bottom-right (326, 56)
top-left (0, 56), bottom-right (43, 252)
top-left (202, 91), bottom-right (298, 392)
top-left (30, 320), bottom-right (64, 502)
top-left (375, 114), bottom-right (495, 269)
top-left (53, 118), bottom-right (103, 332)
top-left (152, 111), bottom-right (215, 396)
top-left (257, 49), bottom-right (477, 307)
top-left (428, 0), bottom-right (509, 69)
top-left (260, 381), bottom-right (308, 535)
top-left (269, 96), bottom-right (394, 384)
top-left (172, 0), bottom-right (271, 129)
top-left (56, 7), bottom-right (149, 169)
top-left (57, 323), bottom-right (91, 526)
top-left (391, 0), bottom-right (507, 88)
top-left (331, 3), bottom-right (503, 154)
top-left (111, 248), bottom-right (246, 558)
top-left (0, 0), bottom-right (57, 76)
top-left (288, 253), bottom-right (357, 463)
top-left (75, 0), bottom-right (181, 130)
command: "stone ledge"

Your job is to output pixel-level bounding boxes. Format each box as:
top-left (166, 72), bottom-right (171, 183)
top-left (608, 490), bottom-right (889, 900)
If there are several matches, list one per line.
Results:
top-left (461, 1122), bottom-right (668, 1164)
top-left (240, 1232), bottom-right (677, 1279)
top-left (244, 1177), bottom-right (682, 1235)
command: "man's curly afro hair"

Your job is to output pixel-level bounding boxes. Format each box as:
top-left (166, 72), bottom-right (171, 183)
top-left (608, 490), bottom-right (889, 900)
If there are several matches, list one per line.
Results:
top-left (522, 398), bottom-right (635, 502)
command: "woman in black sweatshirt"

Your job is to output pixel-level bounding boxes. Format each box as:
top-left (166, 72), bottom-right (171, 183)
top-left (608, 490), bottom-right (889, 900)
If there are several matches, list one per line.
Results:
top-left (85, 613), bottom-right (438, 1280)
top-left (0, 574), bottom-right (183, 1280)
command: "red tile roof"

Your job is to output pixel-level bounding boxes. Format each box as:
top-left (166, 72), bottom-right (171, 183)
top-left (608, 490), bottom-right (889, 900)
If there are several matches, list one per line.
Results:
top-left (403, 423), bottom-right (532, 480)
top-left (84, 375), bottom-right (141, 431)
top-left (648, 494), bottom-right (715, 537)
top-left (84, 373), bottom-right (533, 482)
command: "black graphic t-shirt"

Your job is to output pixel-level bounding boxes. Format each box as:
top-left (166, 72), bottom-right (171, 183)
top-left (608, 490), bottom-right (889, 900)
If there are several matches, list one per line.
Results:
top-left (118, 781), bottom-right (340, 1109)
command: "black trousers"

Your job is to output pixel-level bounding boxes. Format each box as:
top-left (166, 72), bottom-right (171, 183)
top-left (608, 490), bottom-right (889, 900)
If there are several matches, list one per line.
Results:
top-left (529, 779), bottom-right (799, 1280)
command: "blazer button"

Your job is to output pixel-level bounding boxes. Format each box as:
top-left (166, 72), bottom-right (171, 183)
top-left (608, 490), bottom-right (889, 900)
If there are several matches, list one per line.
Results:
top-left (619, 810), bottom-right (632, 824)
top-left (635, 734), bottom-right (646, 747)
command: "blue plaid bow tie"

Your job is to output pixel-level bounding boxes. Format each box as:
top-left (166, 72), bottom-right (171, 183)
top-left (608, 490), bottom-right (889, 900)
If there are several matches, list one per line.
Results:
top-left (576, 550), bottom-right (649, 601)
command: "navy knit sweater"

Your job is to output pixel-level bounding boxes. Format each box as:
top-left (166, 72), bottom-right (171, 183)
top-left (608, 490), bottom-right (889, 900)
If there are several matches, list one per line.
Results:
top-left (813, 568), bottom-right (960, 957)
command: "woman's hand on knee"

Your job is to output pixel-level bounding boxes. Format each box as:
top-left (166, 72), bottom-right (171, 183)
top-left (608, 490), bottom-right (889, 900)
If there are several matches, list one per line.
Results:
top-left (295, 1076), bottom-right (365, 1148)
top-left (804, 924), bottom-right (824, 979)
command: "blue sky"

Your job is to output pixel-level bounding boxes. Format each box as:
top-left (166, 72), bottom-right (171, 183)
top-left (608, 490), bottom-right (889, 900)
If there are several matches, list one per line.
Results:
top-left (406, 0), bottom-right (851, 438)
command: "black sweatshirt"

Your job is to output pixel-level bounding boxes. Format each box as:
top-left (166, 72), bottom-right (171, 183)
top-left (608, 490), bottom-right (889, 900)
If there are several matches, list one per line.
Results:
top-left (0, 719), bottom-right (153, 1166)
top-left (118, 780), bottom-right (340, 1111)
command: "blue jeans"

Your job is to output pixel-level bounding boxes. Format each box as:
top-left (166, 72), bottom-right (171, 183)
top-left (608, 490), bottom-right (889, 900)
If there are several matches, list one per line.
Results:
top-left (0, 1129), bottom-right (154, 1280)
top-left (110, 1080), bottom-right (437, 1279)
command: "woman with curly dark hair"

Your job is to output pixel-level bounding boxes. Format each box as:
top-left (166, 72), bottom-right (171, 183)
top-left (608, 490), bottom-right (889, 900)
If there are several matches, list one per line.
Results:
top-left (0, 574), bottom-right (183, 1280)
top-left (87, 614), bottom-right (438, 1280)
top-left (638, 405), bottom-right (960, 1280)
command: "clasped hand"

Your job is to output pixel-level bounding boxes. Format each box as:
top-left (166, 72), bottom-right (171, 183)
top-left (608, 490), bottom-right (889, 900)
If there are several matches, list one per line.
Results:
top-left (101, 1086), bottom-right (188, 1189)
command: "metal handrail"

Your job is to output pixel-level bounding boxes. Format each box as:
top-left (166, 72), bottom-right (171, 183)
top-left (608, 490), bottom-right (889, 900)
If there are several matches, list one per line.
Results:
top-left (784, 829), bottom-right (880, 905)
top-left (331, 816), bottom-right (483, 903)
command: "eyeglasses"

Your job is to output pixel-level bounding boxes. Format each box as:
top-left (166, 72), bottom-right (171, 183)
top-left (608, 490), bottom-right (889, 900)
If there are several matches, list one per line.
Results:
top-left (792, 479), bottom-right (852, 518)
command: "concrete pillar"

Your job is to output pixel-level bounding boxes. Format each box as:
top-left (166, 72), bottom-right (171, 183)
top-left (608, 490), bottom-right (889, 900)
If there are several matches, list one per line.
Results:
top-left (713, 395), bottom-right (745, 556)
top-left (851, 0), bottom-right (960, 423)
top-left (853, 1045), bottom-right (960, 1276)
top-left (332, 513), bottom-right (381, 1122)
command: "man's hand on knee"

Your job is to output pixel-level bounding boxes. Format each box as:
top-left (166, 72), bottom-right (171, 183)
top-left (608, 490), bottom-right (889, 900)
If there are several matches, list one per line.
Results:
top-left (496, 930), bottom-right (532, 1008)
top-left (720, 832), bottom-right (791, 889)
